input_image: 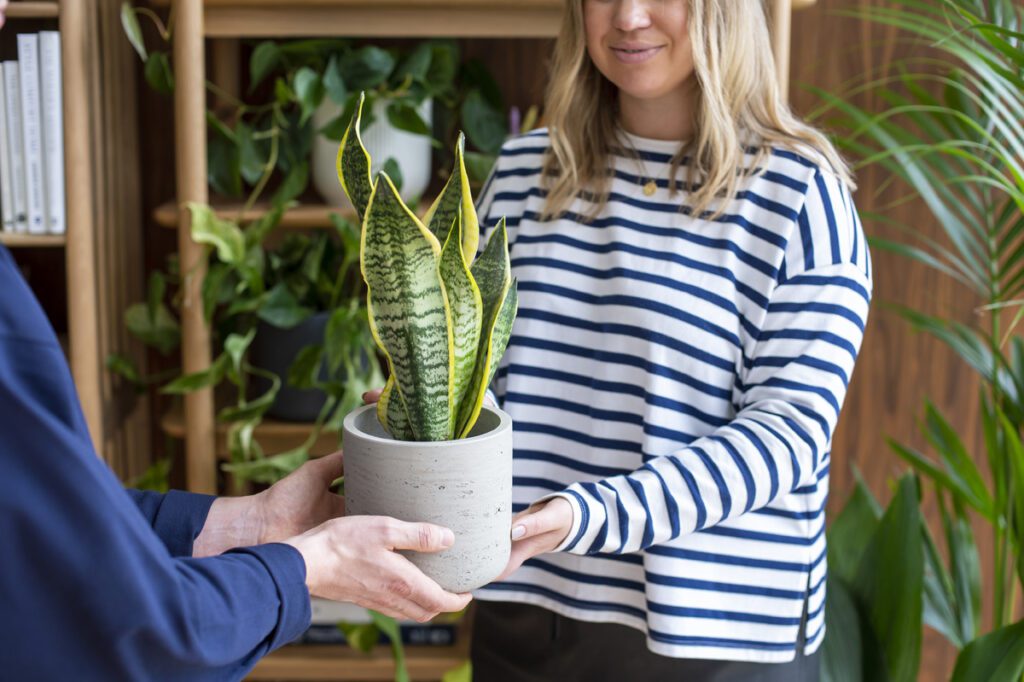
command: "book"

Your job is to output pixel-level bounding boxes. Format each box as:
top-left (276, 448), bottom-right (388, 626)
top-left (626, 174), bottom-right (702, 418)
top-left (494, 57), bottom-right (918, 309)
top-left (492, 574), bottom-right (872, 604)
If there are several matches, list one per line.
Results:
top-left (2, 62), bottom-right (28, 233)
top-left (305, 597), bottom-right (457, 647)
top-left (39, 32), bottom-right (64, 235)
top-left (17, 34), bottom-right (46, 235)
top-left (0, 63), bottom-right (14, 233)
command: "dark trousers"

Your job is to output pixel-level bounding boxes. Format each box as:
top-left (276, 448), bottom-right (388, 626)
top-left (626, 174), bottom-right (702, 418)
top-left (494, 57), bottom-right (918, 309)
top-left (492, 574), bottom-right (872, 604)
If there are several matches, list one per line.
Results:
top-left (471, 601), bottom-right (821, 682)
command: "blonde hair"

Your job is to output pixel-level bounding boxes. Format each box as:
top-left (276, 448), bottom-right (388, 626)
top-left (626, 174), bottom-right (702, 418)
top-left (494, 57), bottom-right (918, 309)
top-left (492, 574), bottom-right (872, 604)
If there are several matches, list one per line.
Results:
top-left (542, 0), bottom-right (854, 221)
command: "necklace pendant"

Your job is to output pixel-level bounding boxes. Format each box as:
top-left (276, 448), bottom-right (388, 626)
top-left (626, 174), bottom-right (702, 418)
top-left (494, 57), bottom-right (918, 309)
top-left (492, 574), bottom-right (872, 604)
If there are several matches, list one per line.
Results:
top-left (643, 180), bottom-right (657, 196)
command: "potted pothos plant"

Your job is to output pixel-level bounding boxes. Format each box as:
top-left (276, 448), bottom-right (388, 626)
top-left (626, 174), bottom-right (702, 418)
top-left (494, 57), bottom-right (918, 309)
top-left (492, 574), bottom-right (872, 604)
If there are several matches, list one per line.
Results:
top-left (338, 93), bottom-right (518, 593)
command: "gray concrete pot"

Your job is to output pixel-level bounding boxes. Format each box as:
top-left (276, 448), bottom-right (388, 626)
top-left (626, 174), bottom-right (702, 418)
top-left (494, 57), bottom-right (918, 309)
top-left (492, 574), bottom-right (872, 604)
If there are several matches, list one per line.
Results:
top-left (342, 403), bottom-right (513, 593)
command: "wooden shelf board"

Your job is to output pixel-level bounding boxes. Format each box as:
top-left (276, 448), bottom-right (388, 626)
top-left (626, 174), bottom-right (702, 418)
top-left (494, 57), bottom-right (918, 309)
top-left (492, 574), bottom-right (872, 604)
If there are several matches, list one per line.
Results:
top-left (6, 1), bottom-right (59, 19)
top-left (154, 200), bottom-right (352, 230)
top-left (161, 404), bottom-right (340, 457)
top-left (0, 232), bottom-right (66, 247)
top-left (248, 642), bottom-right (468, 681)
top-left (793, 0), bottom-right (817, 8)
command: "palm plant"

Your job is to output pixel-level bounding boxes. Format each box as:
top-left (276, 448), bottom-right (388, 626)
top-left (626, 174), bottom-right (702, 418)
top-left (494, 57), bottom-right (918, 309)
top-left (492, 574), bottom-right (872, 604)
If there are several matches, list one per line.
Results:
top-left (810, 0), bottom-right (1024, 679)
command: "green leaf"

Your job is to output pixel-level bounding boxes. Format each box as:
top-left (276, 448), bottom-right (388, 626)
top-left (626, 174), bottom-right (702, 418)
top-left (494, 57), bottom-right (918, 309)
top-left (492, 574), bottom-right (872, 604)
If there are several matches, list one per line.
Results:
top-left (386, 101), bottom-right (432, 137)
top-left (106, 352), bottom-right (143, 385)
top-left (951, 620), bottom-right (1024, 682)
top-left (827, 475), bottom-right (882, 584)
top-left (188, 203), bottom-right (246, 265)
top-left (337, 621), bottom-right (381, 654)
top-left (457, 218), bottom-right (515, 437)
top-left (224, 328), bottom-right (256, 384)
top-left (381, 157), bottom-right (404, 195)
top-left (144, 51), bottom-right (174, 94)
top-left (146, 271), bottom-right (167, 322)
top-left (888, 438), bottom-right (994, 521)
top-left (294, 66), bottom-right (324, 126)
top-left (369, 611), bottom-right (410, 682)
top-left (340, 46), bottom-right (395, 91)
top-left (821, 575), bottom-right (863, 682)
top-left (941, 495), bottom-right (981, 645)
top-left (120, 3), bottom-right (148, 61)
top-left (127, 457), bottom-right (172, 493)
top-left (249, 41), bottom-right (281, 92)
top-left (236, 121), bottom-right (267, 186)
top-left (852, 474), bottom-right (924, 682)
top-left (422, 133), bottom-right (480, 260)
top-left (378, 374), bottom-right (415, 441)
top-left (338, 92), bottom-right (374, 220)
top-left (162, 354), bottom-right (228, 394)
top-left (207, 132), bottom-right (242, 197)
top-left (426, 42), bottom-right (458, 95)
top-left (258, 282), bottom-right (314, 329)
top-left (921, 513), bottom-right (963, 649)
top-left (362, 172), bottom-right (452, 441)
top-left (223, 447), bottom-right (308, 485)
top-left (325, 305), bottom-right (359, 374)
top-left (271, 162), bottom-right (309, 205)
top-left (464, 151), bottom-right (497, 186)
top-left (125, 302), bottom-right (180, 355)
top-left (395, 42), bottom-right (433, 84)
top-left (439, 215), bottom-right (483, 434)
top-left (461, 90), bottom-right (506, 155)
top-left (288, 344), bottom-right (324, 389)
top-left (323, 54), bottom-right (348, 104)
top-left (923, 401), bottom-right (993, 517)
top-left (217, 371), bottom-right (279, 423)
top-left (442, 661), bottom-right (471, 682)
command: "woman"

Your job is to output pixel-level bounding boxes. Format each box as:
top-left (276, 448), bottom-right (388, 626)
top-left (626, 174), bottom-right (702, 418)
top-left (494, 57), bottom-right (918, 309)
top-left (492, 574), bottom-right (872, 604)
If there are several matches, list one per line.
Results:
top-left (470, 0), bottom-right (870, 679)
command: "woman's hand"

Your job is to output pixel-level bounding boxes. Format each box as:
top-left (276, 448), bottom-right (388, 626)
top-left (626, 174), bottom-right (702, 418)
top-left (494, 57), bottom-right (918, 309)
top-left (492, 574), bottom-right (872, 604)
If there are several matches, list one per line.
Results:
top-left (497, 497), bottom-right (574, 580)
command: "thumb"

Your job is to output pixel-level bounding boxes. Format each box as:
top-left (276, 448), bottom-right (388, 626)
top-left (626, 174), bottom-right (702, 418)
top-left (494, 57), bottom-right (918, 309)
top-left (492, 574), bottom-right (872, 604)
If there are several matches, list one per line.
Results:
top-left (389, 521), bottom-right (456, 553)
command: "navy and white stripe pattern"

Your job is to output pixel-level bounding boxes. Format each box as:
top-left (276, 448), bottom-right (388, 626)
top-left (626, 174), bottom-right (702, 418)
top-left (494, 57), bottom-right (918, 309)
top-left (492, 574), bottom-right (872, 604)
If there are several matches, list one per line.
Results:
top-left (473, 129), bottom-right (872, 663)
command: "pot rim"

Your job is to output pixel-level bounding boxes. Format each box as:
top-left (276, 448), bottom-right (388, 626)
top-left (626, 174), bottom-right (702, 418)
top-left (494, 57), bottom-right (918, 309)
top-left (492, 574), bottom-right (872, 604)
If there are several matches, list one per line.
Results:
top-left (342, 403), bottom-right (511, 447)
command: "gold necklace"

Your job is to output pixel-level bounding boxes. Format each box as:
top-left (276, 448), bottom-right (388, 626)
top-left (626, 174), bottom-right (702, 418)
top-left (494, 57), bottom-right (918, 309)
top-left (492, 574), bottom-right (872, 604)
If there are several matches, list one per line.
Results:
top-left (619, 131), bottom-right (666, 197)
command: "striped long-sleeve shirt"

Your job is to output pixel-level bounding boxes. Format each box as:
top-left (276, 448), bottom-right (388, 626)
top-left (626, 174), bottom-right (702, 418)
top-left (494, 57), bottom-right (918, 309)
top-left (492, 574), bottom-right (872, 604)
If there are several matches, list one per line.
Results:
top-left (473, 128), bottom-right (872, 663)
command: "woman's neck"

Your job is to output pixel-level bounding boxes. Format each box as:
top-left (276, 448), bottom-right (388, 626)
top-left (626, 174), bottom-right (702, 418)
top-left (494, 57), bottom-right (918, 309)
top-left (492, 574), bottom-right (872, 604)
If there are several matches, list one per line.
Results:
top-left (617, 87), bottom-right (697, 142)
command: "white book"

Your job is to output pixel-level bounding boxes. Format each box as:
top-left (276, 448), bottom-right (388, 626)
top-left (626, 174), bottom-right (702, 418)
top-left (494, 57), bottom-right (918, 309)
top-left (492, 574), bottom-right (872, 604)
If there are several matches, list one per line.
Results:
top-left (18, 34), bottom-right (46, 235)
top-left (39, 32), bottom-right (64, 235)
top-left (0, 64), bottom-right (14, 233)
top-left (3, 62), bottom-right (28, 233)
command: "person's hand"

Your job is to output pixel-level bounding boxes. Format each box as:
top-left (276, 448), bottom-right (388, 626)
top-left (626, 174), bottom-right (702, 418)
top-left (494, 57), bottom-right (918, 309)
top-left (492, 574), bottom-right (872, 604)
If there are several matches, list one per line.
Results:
top-left (192, 453), bottom-right (345, 557)
top-left (284, 516), bottom-right (473, 622)
top-left (497, 497), bottom-right (574, 580)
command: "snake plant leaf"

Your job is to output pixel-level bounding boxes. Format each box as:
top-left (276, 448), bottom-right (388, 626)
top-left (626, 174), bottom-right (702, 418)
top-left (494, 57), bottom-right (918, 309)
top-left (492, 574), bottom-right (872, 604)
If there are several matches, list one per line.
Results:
top-left (377, 375), bottom-right (416, 441)
top-left (422, 133), bottom-right (480, 264)
top-left (361, 171), bottom-right (454, 441)
top-left (439, 212), bottom-right (484, 434)
top-left (457, 218), bottom-right (517, 437)
top-left (338, 92), bottom-right (373, 220)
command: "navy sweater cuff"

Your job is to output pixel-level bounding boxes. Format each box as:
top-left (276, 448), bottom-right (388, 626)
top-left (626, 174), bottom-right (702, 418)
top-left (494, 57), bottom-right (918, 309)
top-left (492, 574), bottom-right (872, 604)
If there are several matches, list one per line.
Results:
top-left (227, 543), bottom-right (312, 650)
top-left (152, 490), bottom-right (217, 557)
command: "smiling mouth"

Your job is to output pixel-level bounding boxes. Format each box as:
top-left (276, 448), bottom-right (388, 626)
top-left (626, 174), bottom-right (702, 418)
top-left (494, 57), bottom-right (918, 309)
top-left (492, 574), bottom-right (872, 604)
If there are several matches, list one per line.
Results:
top-left (611, 46), bottom-right (663, 62)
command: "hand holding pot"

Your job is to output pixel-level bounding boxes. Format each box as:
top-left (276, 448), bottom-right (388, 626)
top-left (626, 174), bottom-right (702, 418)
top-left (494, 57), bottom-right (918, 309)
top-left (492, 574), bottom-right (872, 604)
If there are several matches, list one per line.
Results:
top-left (284, 516), bottom-right (473, 622)
top-left (193, 452), bottom-right (347, 557)
top-left (497, 497), bottom-right (574, 580)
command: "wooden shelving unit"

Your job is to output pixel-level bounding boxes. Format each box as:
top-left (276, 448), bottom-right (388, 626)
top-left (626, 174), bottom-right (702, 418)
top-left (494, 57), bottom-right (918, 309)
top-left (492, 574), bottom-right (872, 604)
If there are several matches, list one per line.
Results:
top-left (161, 404), bottom-right (340, 457)
top-left (2, 0), bottom-right (149, 476)
top-left (159, 0), bottom-right (816, 678)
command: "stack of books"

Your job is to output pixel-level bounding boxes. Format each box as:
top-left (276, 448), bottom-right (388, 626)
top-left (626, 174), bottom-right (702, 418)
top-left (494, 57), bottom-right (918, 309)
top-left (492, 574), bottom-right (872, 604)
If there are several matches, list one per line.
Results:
top-left (0, 32), bottom-right (65, 236)
top-left (300, 598), bottom-right (459, 647)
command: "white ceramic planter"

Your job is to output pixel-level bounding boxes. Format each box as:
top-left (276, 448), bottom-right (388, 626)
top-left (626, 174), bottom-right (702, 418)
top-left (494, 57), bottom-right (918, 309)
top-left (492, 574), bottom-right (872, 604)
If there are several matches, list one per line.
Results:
top-left (312, 97), bottom-right (433, 208)
top-left (342, 403), bottom-right (513, 593)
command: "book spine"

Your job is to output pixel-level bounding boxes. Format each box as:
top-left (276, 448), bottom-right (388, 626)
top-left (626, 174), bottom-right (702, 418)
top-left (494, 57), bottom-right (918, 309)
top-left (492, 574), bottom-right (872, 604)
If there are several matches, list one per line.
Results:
top-left (39, 32), bottom-right (64, 235)
top-left (3, 62), bottom-right (27, 234)
top-left (0, 64), bottom-right (14, 233)
top-left (300, 623), bottom-right (457, 647)
top-left (17, 34), bottom-right (46, 235)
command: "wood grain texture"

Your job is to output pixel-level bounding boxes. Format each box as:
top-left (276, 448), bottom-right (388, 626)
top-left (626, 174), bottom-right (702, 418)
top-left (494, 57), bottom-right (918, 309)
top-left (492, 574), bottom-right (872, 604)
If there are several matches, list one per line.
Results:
top-left (791, 2), bottom-right (986, 678)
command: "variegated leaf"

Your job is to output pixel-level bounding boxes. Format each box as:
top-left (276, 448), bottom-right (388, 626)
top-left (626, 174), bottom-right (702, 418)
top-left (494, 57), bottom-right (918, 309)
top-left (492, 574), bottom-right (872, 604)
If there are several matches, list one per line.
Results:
top-left (422, 133), bottom-right (480, 265)
top-left (362, 172), bottom-right (453, 441)
top-left (439, 212), bottom-right (483, 434)
top-left (377, 375), bottom-right (415, 440)
top-left (337, 92), bottom-right (373, 220)
top-left (457, 218), bottom-right (514, 436)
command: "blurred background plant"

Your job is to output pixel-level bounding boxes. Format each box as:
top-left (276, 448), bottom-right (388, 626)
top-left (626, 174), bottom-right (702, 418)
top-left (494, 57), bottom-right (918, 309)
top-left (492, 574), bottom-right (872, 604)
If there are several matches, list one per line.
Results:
top-left (811, 0), bottom-right (1024, 680)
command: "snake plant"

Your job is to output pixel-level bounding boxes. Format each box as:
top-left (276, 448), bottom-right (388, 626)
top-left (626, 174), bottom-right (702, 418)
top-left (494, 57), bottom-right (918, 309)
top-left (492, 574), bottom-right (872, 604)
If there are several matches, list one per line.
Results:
top-left (338, 92), bottom-right (517, 441)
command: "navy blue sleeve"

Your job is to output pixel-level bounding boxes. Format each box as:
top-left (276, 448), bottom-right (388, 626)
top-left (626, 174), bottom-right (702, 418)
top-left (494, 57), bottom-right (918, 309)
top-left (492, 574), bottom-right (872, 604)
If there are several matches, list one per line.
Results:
top-left (125, 489), bottom-right (217, 557)
top-left (0, 245), bottom-right (311, 680)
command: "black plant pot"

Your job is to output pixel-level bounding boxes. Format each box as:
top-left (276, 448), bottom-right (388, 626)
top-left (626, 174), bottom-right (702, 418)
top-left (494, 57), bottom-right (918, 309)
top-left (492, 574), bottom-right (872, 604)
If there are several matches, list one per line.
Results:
top-left (251, 311), bottom-right (330, 422)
